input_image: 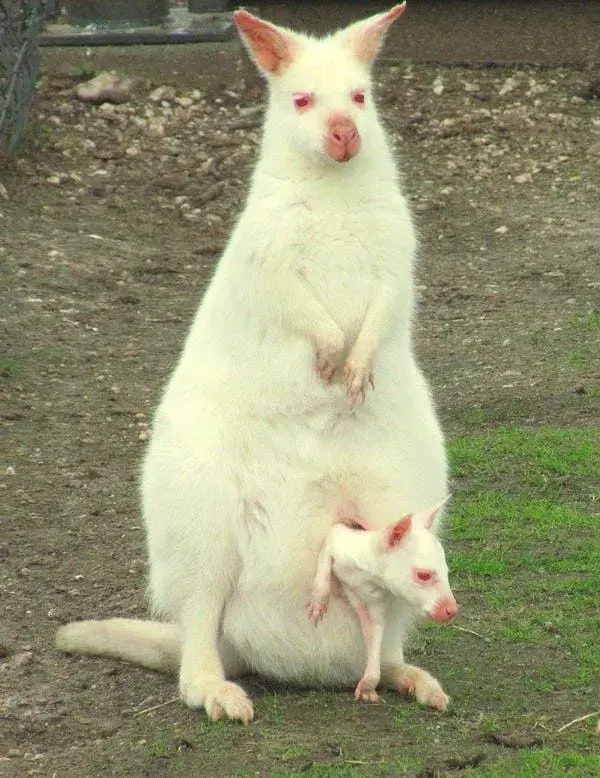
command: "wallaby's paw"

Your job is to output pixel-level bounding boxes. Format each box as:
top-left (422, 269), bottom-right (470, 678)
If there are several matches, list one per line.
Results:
top-left (343, 360), bottom-right (374, 407)
top-left (391, 664), bottom-right (449, 711)
top-left (305, 597), bottom-right (328, 625)
top-left (314, 331), bottom-right (344, 385)
top-left (180, 676), bottom-right (253, 723)
top-left (315, 348), bottom-right (340, 385)
top-left (205, 681), bottom-right (254, 725)
top-left (354, 678), bottom-right (380, 702)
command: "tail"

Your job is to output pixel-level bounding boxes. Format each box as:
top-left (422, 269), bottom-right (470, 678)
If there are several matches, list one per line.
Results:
top-left (55, 619), bottom-right (181, 673)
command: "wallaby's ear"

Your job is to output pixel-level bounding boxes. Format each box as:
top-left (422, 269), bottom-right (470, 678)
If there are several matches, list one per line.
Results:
top-left (233, 10), bottom-right (299, 76)
top-left (384, 514), bottom-right (412, 550)
top-left (414, 495), bottom-right (452, 530)
top-left (337, 3), bottom-right (406, 65)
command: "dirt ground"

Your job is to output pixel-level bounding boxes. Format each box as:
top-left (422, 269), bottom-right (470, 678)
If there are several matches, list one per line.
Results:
top-left (1, 15), bottom-right (599, 778)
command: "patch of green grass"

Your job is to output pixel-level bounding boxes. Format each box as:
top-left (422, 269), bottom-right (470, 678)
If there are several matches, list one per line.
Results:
top-left (444, 427), bottom-right (599, 695)
top-left (270, 757), bottom-right (418, 778)
top-left (0, 358), bottom-right (21, 378)
top-left (573, 310), bottom-right (600, 332)
top-left (567, 348), bottom-right (592, 370)
top-left (259, 690), bottom-right (288, 726)
top-left (462, 749), bottom-right (600, 777)
top-left (147, 731), bottom-right (171, 758)
top-left (449, 427), bottom-right (599, 483)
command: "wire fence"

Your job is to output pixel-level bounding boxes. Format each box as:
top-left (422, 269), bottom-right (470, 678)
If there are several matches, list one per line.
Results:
top-left (0, 1), bottom-right (49, 156)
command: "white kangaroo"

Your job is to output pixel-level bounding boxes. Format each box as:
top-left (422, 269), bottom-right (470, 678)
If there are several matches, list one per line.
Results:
top-left (306, 499), bottom-right (457, 709)
top-left (56, 3), bottom-right (450, 724)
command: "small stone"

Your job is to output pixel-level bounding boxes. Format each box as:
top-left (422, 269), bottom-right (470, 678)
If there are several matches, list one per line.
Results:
top-left (432, 75), bottom-right (444, 96)
top-left (238, 105), bottom-right (262, 118)
top-left (148, 85), bottom-right (175, 102)
top-left (12, 651), bottom-right (34, 668)
top-left (125, 146), bottom-right (139, 157)
top-left (495, 225), bottom-right (509, 235)
top-left (497, 110), bottom-right (535, 132)
top-left (498, 76), bottom-right (517, 96)
top-left (5, 465), bottom-right (15, 475)
top-left (175, 96), bottom-right (193, 108)
top-left (514, 173), bottom-right (532, 184)
top-left (587, 141), bottom-right (600, 156)
top-left (146, 119), bottom-right (165, 138)
top-left (76, 72), bottom-right (133, 104)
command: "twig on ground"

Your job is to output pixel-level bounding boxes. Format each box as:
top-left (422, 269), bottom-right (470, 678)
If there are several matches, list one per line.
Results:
top-left (555, 710), bottom-right (600, 734)
top-left (133, 696), bottom-right (179, 717)
top-left (451, 625), bottom-right (490, 642)
top-left (344, 759), bottom-right (385, 766)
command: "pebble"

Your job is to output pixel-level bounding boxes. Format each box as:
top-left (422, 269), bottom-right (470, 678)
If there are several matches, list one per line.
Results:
top-left (76, 72), bottom-right (133, 104)
top-left (514, 172), bottom-right (533, 184)
top-left (148, 85), bottom-right (176, 102)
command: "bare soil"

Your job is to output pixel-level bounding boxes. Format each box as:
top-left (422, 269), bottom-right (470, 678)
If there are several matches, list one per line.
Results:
top-left (0, 34), bottom-right (599, 778)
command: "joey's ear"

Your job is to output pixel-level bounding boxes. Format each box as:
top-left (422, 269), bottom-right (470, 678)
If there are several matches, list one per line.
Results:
top-left (337, 3), bottom-right (406, 65)
top-left (414, 495), bottom-right (452, 530)
top-left (233, 11), bottom-right (299, 76)
top-left (384, 515), bottom-right (412, 550)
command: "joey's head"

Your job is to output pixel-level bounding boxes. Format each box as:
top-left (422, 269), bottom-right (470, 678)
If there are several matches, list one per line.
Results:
top-left (378, 499), bottom-right (458, 623)
top-left (233, 4), bottom-right (406, 166)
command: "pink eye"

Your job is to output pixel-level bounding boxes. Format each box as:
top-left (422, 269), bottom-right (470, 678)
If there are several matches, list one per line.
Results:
top-left (352, 90), bottom-right (366, 106)
top-left (416, 570), bottom-right (433, 583)
top-left (293, 93), bottom-right (313, 110)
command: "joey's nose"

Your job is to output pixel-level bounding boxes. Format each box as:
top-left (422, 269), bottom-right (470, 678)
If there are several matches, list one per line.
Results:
top-left (430, 595), bottom-right (458, 623)
top-left (326, 116), bottom-right (361, 162)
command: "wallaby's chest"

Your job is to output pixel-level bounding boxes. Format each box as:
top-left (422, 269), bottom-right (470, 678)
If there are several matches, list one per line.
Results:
top-left (268, 201), bottom-right (404, 331)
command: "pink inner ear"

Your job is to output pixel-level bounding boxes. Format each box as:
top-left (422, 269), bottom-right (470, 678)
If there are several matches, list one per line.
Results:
top-left (349, 3), bottom-right (407, 65)
top-left (233, 11), bottom-right (297, 75)
top-left (387, 514), bottom-right (412, 549)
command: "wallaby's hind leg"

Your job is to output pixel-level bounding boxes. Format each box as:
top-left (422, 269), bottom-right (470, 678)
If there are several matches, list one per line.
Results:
top-left (178, 589), bottom-right (254, 724)
top-left (382, 663), bottom-right (449, 712)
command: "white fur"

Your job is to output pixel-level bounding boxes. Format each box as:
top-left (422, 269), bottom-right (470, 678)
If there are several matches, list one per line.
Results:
top-left (56, 6), bottom-right (448, 722)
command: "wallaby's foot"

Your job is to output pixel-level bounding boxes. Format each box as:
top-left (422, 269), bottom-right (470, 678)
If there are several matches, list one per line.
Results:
top-left (306, 596), bottom-right (329, 625)
top-left (354, 677), bottom-right (380, 702)
top-left (343, 360), bottom-right (374, 406)
top-left (387, 663), bottom-right (449, 711)
top-left (180, 675), bottom-right (254, 724)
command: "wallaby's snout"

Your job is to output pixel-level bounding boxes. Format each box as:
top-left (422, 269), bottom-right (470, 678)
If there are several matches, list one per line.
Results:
top-left (326, 115), bottom-right (361, 162)
top-left (429, 594), bottom-right (458, 623)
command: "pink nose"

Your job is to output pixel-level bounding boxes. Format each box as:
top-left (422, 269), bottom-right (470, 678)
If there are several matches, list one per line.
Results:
top-left (326, 115), bottom-right (361, 162)
top-left (429, 595), bottom-right (458, 623)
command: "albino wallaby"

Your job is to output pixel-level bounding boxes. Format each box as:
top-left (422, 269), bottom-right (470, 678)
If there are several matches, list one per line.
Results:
top-left (307, 500), bottom-right (457, 708)
top-left (56, 3), bottom-right (450, 724)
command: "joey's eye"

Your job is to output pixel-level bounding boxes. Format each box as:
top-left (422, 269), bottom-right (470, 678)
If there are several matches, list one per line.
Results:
top-left (416, 570), bottom-right (433, 583)
top-left (352, 90), bottom-right (366, 106)
top-left (293, 93), bottom-right (313, 110)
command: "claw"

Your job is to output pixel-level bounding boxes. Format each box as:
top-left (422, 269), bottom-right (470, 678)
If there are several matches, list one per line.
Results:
top-left (343, 361), bottom-right (374, 407)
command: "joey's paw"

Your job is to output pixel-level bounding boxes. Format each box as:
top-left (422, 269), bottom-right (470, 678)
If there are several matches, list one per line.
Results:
top-left (305, 597), bottom-right (328, 625)
top-left (392, 664), bottom-right (449, 711)
top-left (343, 360), bottom-right (374, 407)
top-left (354, 679), bottom-right (380, 703)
